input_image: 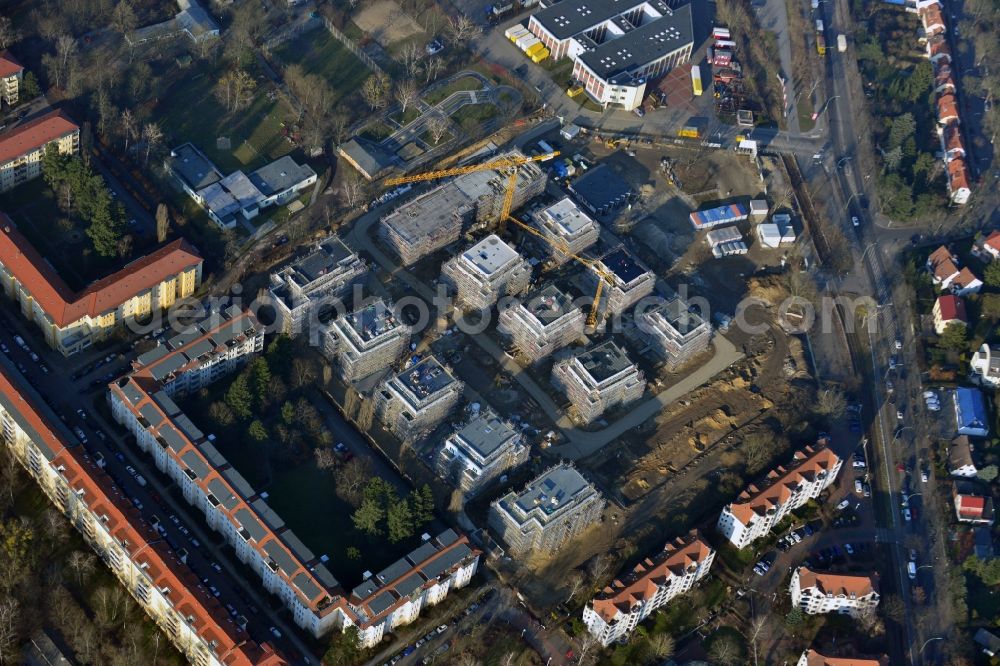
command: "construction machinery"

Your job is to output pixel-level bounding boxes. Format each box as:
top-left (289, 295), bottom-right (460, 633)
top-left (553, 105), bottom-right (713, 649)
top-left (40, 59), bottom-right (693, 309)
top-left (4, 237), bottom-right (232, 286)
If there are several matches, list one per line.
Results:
top-left (382, 151), bottom-right (614, 328)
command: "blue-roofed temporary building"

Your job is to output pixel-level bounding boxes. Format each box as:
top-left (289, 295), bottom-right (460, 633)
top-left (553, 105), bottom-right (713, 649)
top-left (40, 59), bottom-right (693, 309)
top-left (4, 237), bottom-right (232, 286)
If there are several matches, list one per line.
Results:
top-left (955, 387), bottom-right (990, 437)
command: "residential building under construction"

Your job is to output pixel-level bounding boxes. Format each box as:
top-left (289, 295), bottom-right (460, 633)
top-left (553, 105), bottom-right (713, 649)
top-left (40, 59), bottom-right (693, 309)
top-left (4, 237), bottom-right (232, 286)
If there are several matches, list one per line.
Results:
top-left (323, 298), bottom-right (411, 382)
top-left (436, 410), bottom-right (528, 497)
top-left (489, 462), bottom-right (605, 556)
top-left (441, 234), bottom-right (532, 310)
top-left (374, 356), bottom-right (464, 441)
top-left (531, 197), bottom-right (599, 264)
top-left (269, 235), bottom-right (367, 336)
top-left (587, 246), bottom-right (656, 317)
top-left (497, 284), bottom-right (585, 362)
top-left (552, 340), bottom-right (644, 424)
top-left (379, 150), bottom-right (547, 265)
top-left (633, 296), bottom-right (712, 370)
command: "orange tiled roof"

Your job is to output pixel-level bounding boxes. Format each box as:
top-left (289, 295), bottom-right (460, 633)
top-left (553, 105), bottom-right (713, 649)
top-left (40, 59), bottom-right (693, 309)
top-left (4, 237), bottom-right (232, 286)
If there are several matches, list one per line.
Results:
top-left (0, 365), bottom-right (285, 665)
top-left (0, 110), bottom-right (78, 164)
top-left (948, 158), bottom-right (970, 191)
top-left (796, 567), bottom-right (878, 597)
top-left (928, 34), bottom-right (951, 59)
top-left (0, 51), bottom-right (22, 78)
top-left (958, 494), bottom-right (986, 516)
top-left (952, 267), bottom-right (980, 290)
top-left (801, 649), bottom-right (889, 666)
top-left (0, 215), bottom-right (202, 328)
top-left (589, 532), bottom-right (712, 622)
top-left (943, 124), bottom-right (964, 155)
top-left (726, 443), bottom-right (839, 526)
top-left (927, 246), bottom-right (959, 281)
top-left (984, 231), bottom-right (1000, 253)
top-left (937, 93), bottom-right (959, 122)
top-left (919, 3), bottom-right (945, 33)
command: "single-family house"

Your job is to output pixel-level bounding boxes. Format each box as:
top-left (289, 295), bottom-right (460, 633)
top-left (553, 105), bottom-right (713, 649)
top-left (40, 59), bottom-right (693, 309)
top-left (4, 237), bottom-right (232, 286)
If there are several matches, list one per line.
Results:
top-left (954, 490), bottom-right (995, 525)
top-left (971, 344), bottom-right (1000, 388)
top-left (975, 629), bottom-right (1000, 657)
top-left (948, 435), bottom-right (978, 477)
top-left (932, 294), bottom-right (967, 335)
top-left (951, 267), bottom-right (983, 295)
top-left (927, 246), bottom-right (960, 289)
top-left (981, 231), bottom-right (1000, 260)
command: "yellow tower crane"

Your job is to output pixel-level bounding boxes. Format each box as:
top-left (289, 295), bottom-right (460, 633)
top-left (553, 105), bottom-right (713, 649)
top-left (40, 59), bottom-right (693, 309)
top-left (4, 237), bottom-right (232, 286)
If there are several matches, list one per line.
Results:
top-left (382, 152), bottom-right (559, 227)
top-left (381, 150), bottom-right (612, 328)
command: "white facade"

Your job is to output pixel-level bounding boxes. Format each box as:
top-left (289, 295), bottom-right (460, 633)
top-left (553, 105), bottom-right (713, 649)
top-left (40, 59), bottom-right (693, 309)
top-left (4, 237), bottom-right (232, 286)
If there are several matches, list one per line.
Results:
top-left (436, 412), bottom-right (529, 497)
top-left (551, 340), bottom-right (644, 424)
top-left (497, 285), bottom-right (585, 362)
top-left (582, 533), bottom-right (714, 645)
top-left (717, 444), bottom-right (842, 549)
top-left (324, 299), bottom-right (411, 381)
top-left (532, 198), bottom-right (599, 264)
top-left (971, 343), bottom-right (1000, 388)
top-left (790, 567), bottom-right (880, 617)
top-left (374, 357), bottom-right (464, 441)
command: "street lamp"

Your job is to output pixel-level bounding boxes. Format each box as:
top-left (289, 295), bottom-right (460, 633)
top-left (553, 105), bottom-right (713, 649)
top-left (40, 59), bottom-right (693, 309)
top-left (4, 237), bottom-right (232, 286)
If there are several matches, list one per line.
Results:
top-left (891, 426), bottom-right (914, 445)
top-left (919, 636), bottom-right (945, 653)
top-left (811, 95), bottom-right (840, 121)
top-left (837, 156), bottom-right (853, 169)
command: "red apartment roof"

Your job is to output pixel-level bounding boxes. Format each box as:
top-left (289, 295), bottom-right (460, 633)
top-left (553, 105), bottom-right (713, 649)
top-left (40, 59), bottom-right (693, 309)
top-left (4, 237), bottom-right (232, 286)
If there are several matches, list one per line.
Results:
top-left (958, 494), bottom-right (986, 517)
top-left (801, 649), bottom-right (889, 666)
top-left (0, 365), bottom-right (285, 665)
top-left (935, 295), bottom-right (967, 322)
top-left (726, 442), bottom-right (840, 526)
top-left (938, 93), bottom-right (959, 123)
top-left (589, 532), bottom-right (713, 622)
top-left (0, 110), bottom-right (78, 165)
top-left (0, 215), bottom-right (203, 328)
top-left (796, 567), bottom-right (878, 598)
top-left (0, 51), bottom-right (22, 78)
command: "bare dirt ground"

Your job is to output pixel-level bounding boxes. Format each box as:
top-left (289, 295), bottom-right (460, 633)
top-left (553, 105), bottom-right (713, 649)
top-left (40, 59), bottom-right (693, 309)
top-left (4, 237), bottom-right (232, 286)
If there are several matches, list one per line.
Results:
top-left (354, 0), bottom-right (426, 48)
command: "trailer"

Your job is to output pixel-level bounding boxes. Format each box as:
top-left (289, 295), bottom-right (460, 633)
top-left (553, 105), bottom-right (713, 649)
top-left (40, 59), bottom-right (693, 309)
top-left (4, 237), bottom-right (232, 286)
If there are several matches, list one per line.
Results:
top-left (713, 39), bottom-right (737, 49)
top-left (678, 125), bottom-right (702, 138)
top-left (526, 42), bottom-right (546, 57)
top-left (691, 65), bottom-right (703, 96)
top-left (515, 33), bottom-right (538, 50)
top-left (689, 202), bottom-right (750, 229)
top-left (712, 27), bottom-right (731, 40)
top-left (530, 47), bottom-right (550, 62)
top-left (816, 34), bottom-right (826, 55)
top-left (837, 34), bottom-right (847, 52)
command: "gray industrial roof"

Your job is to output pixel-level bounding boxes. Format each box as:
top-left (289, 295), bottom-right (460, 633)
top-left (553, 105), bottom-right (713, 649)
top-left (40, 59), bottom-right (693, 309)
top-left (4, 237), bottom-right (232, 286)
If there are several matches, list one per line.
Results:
top-left (406, 542), bottom-right (439, 566)
top-left (139, 403), bottom-right (165, 428)
top-left (137, 345), bottom-right (169, 366)
top-left (208, 477), bottom-right (240, 510)
top-left (352, 578), bottom-right (380, 600)
top-left (149, 353), bottom-right (187, 382)
top-left (367, 590), bottom-right (397, 616)
top-left (436, 528), bottom-right (460, 547)
top-left (421, 543), bottom-right (472, 580)
top-left (394, 572), bottom-right (425, 597)
top-left (252, 498), bottom-right (285, 530)
top-left (152, 391), bottom-right (181, 416)
top-left (577, 340), bottom-right (635, 383)
top-left (293, 572), bottom-right (322, 601)
top-left (199, 441), bottom-right (226, 467)
top-left (221, 467), bottom-right (254, 500)
top-left (313, 564), bottom-right (339, 589)
top-left (119, 380), bottom-right (146, 406)
top-left (174, 413), bottom-right (203, 442)
top-left (338, 138), bottom-right (395, 179)
top-left (168, 143), bottom-right (222, 191)
top-left (577, 5), bottom-right (694, 81)
top-left (378, 558), bottom-right (414, 585)
top-left (250, 156), bottom-right (316, 197)
top-left (453, 413), bottom-right (518, 460)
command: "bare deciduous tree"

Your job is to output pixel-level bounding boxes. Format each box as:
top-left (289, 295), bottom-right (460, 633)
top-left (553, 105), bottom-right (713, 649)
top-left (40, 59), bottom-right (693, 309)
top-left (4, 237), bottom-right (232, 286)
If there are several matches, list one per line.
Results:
top-left (67, 551), bottom-right (95, 588)
top-left (0, 17), bottom-right (19, 50)
top-left (112, 0), bottom-right (138, 39)
top-left (426, 114), bottom-right (450, 145)
top-left (315, 447), bottom-right (337, 471)
top-left (707, 634), bottom-right (741, 665)
top-left (395, 79), bottom-right (419, 116)
top-left (0, 598), bottom-right (20, 666)
top-left (120, 108), bottom-right (137, 154)
top-left (424, 56), bottom-right (444, 83)
top-left (340, 172), bottom-right (367, 209)
top-left (155, 203), bottom-right (170, 243)
top-left (448, 14), bottom-right (481, 44)
top-left (141, 122), bottom-right (163, 166)
top-left (400, 42), bottom-right (423, 79)
top-left (361, 74), bottom-right (390, 111)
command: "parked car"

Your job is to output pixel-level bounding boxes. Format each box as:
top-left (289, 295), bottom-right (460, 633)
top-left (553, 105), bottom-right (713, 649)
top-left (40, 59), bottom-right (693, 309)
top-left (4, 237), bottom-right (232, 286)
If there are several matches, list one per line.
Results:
top-left (844, 543), bottom-right (854, 555)
top-left (921, 469), bottom-right (929, 483)
top-left (903, 508), bottom-right (912, 521)
top-left (855, 479), bottom-right (863, 494)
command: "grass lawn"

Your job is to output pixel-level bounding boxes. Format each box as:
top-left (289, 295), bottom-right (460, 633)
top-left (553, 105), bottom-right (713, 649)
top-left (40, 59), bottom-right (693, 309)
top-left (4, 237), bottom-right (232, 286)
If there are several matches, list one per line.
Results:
top-left (797, 95), bottom-right (816, 132)
top-left (424, 75), bottom-right (484, 105)
top-left (419, 130), bottom-right (452, 147)
top-left (389, 106), bottom-right (422, 126)
top-left (0, 177), bottom-right (155, 291)
top-left (359, 121), bottom-right (395, 142)
top-left (156, 69), bottom-right (295, 173)
top-left (273, 27), bottom-right (370, 110)
top-left (450, 103), bottom-right (500, 130)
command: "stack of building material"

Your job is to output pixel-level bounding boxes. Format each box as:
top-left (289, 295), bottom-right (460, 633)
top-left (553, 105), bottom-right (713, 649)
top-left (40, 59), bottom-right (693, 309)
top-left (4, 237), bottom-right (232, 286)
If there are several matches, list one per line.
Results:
top-left (706, 226), bottom-right (748, 257)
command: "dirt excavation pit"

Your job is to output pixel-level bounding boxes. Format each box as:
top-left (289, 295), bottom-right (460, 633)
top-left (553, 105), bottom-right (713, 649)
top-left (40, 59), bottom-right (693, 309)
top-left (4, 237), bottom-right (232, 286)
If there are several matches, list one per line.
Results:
top-left (353, 0), bottom-right (426, 47)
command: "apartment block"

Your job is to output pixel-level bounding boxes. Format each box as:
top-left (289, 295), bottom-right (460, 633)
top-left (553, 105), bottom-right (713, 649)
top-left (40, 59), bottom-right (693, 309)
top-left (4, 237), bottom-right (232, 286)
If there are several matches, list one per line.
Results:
top-left (583, 532), bottom-right (715, 645)
top-left (0, 361), bottom-right (286, 666)
top-left (0, 218), bottom-right (203, 355)
top-left (790, 567), bottom-right (880, 617)
top-left (379, 151), bottom-right (546, 265)
top-left (588, 246), bottom-right (656, 318)
top-left (716, 441), bottom-right (842, 549)
top-left (441, 234), bottom-right (532, 310)
top-left (532, 197), bottom-right (599, 265)
top-left (269, 235), bottom-right (367, 336)
top-left (374, 357), bottom-right (464, 442)
top-left (497, 284), bottom-right (585, 362)
top-left (489, 463), bottom-right (605, 557)
top-left (323, 299), bottom-right (411, 382)
top-left (108, 308), bottom-right (479, 645)
top-left (797, 649), bottom-right (889, 666)
top-left (527, 0), bottom-right (694, 111)
top-left (551, 340), bottom-right (644, 424)
top-left (0, 110), bottom-right (79, 192)
top-left (436, 411), bottom-right (529, 497)
top-left (633, 296), bottom-right (712, 370)
top-left (0, 51), bottom-right (23, 106)
top-left (127, 305), bottom-right (264, 398)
